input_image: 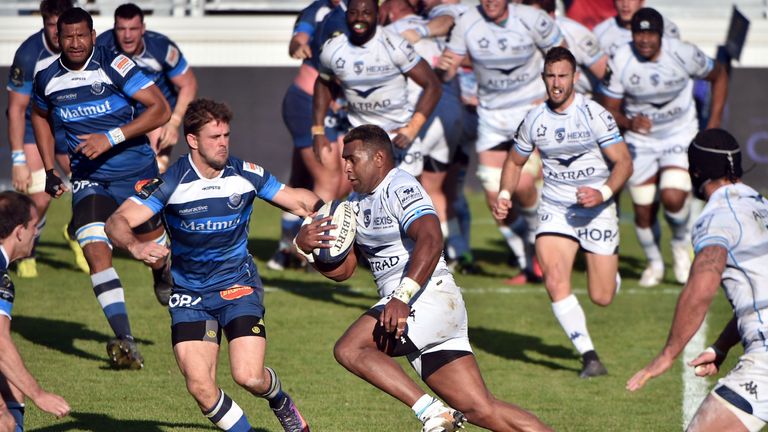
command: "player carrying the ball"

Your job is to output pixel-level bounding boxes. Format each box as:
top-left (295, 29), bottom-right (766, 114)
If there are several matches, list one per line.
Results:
top-left (106, 99), bottom-right (321, 432)
top-left (296, 124), bottom-right (552, 432)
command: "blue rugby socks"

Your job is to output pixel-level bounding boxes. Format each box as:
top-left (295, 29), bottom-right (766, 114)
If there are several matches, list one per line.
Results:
top-left (203, 390), bottom-right (253, 432)
top-left (91, 267), bottom-right (132, 339)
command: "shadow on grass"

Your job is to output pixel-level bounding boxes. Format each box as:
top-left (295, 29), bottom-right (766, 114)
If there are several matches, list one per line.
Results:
top-left (261, 276), bottom-right (377, 311)
top-left (24, 241), bottom-right (80, 272)
top-left (33, 411), bottom-right (229, 431)
top-left (12, 316), bottom-right (154, 365)
top-left (469, 326), bottom-right (579, 373)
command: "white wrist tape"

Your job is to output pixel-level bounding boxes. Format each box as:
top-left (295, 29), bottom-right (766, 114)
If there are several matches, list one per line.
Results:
top-left (293, 217), bottom-right (315, 263)
top-left (11, 150), bottom-right (26, 166)
top-left (498, 189), bottom-right (512, 201)
top-left (106, 128), bottom-right (126, 146)
top-left (599, 185), bottom-right (613, 202)
top-left (391, 277), bottom-right (420, 304)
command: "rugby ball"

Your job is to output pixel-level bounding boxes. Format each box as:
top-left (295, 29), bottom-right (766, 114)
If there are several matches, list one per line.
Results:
top-left (313, 200), bottom-right (357, 265)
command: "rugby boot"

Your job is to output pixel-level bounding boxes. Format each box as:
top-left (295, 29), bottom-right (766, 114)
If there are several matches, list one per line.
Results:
top-left (454, 253), bottom-right (482, 275)
top-left (421, 402), bottom-right (466, 432)
top-left (579, 351), bottom-right (608, 379)
top-left (271, 393), bottom-right (310, 432)
top-left (152, 262), bottom-right (173, 306)
top-left (63, 224), bottom-right (89, 274)
top-left (267, 249), bottom-right (292, 271)
top-left (671, 241), bottom-right (692, 284)
top-left (15, 258), bottom-right (37, 278)
top-left (638, 264), bottom-right (664, 287)
top-left (106, 337), bottom-right (144, 370)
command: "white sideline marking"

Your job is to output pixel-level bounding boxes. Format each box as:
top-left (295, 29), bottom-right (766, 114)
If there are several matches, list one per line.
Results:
top-left (263, 286), bottom-right (682, 296)
top-left (682, 315), bottom-right (710, 429)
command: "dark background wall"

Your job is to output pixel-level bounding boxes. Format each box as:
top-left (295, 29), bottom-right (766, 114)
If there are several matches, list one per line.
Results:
top-left (1, 66), bottom-right (767, 189)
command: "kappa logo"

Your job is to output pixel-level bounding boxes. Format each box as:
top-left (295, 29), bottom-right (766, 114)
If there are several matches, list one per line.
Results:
top-left (220, 285), bottom-right (254, 301)
top-left (242, 161), bottom-right (264, 176)
top-left (110, 54), bottom-right (135, 77)
top-left (629, 74), bottom-right (641, 85)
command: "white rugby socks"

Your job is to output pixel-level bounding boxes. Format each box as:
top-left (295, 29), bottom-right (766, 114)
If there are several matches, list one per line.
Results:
top-left (635, 225), bottom-right (664, 271)
top-left (552, 294), bottom-right (595, 354)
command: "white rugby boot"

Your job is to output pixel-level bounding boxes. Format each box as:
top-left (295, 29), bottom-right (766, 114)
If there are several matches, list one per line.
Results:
top-left (639, 264), bottom-right (664, 287)
top-left (671, 241), bottom-right (692, 284)
top-left (420, 399), bottom-right (466, 432)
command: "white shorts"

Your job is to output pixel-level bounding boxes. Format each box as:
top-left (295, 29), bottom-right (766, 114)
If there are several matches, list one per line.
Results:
top-left (536, 200), bottom-right (619, 255)
top-left (372, 274), bottom-right (472, 377)
top-left (713, 351), bottom-right (768, 422)
top-left (476, 104), bottom-right (536, 153)
top-left (625, 124), bottom-right (697, 186)
top-left (391, 134), bottom-right (425, 177)
top-left (422, 102), bottom-right (463, 170)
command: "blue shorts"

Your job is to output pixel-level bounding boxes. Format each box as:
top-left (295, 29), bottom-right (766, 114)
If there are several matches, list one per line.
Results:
top-left (282, 84), bottom-right (343, 149)
top-left (71, 162), bottom-right (158, 208)
top-left (168, 285), bottom-right (265, 327)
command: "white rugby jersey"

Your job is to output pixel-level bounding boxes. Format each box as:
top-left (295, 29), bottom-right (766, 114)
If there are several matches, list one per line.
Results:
top-left (513, 93), bottom-right (623, 208)
top-left (691, 183), bottom-right (768, 354)
top-left (446, 4), bottom-right (562, 110)
top-left (319, 27), bottom-right (421, 131)
top-left (594, 15), bottom-right (680, 57)
top-left (601, 38), bottom-right (713, 138)
top-left (557, 16), bottom-right (603, 95)
top-left (386, 15), bottom-right (443, 108)
top-left (349, 168), bottom-right (449, 297)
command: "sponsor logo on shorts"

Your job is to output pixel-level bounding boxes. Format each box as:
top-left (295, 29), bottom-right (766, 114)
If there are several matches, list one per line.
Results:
top-left (168, 293), bottom-right (202, 308)
top-left (220, 285), bottom-right (254, 301)
top-left (251, 326), bottom-right (261, 334)
top-left (577, 227), bottom-right (617, 243)
top-left (206, 330), bottom-right (216, 338)
top-left (72, 179), bottom-right (98, 193)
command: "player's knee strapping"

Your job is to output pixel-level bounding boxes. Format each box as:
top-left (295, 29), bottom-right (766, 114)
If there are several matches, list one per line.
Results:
top-left (76, 222), bottom-right (110, 247)
top-left (5, 401), bottom-right (24, 431)
top-left (91, 268), bottom-right (131, 339)
top-left (659, 168), bottom-right (692, 192)
top-left (475, 164), bottom-right (502, 194)
top-left (203, 389), bottom-right (253, 432)
top-left (629, 183), bottom-right (657, 206)
top-left (27, 169), bottom-right (46, 195)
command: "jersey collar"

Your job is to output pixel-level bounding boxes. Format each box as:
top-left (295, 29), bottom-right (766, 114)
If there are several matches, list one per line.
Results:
top-left (59, 47), bottom-right (95, 72)
top-left (188, 154), bottom-right (226, 181)
top-left (0, 245), bottom-right (9, 270)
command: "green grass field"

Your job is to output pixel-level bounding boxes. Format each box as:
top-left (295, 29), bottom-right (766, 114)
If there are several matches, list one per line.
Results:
top-left (11, 192), bottom-right (736, 431)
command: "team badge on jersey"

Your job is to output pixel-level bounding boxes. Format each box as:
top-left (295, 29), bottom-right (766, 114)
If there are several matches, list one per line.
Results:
top-left (0, 272), bottom-right (15, 304)
top-left (165, 45), bottom-right (180, 67)
top-left (10, 66), bottom-right (23, 87)
top-left (599, 111), bottom-right (617, 131)
top-left (111, 54), bottom-right (135, 77)
top-left (91, 81), bottom-right (105, 95)
top-left (242, 161), bottom-right (264, 176)
top-left (395, 185), bottom-right (423, 209)
top-left (135, 177), bottom-right (163, 199)
top-left (692, 214), bottom-right (714, 240)
top-left (227, 193), bottom-right (243, 210)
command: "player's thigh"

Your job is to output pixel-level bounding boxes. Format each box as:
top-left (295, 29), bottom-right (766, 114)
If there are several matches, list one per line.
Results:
top-left (625, 135), bottom-right (661, 187)
top-left (335, 313), bottom-right (380, 354)
top-left (688, 394), bottom-right (753, 432)
top-left (173, 339), bottom-right (220, 383)
top-left (584, 252), bottom-right (618, 303)
top-left (535, 235), bottom-right (579, 299)
top-left (423, 354), bottom-right (490, 413)
top-left (659, 126), bottom-right (697, 173)
top-left (705, 352), bottom-right (768, 430)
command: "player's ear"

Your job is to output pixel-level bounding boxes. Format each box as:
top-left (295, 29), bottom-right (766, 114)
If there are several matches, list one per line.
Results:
top-left (186, 133), bottom-right (198, 150)
top-left (91, 29), bottom-right (96, 44)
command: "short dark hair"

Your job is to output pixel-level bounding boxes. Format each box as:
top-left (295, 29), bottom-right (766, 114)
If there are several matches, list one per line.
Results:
top-left (522, 0), bottom-right (555, 14)
top-left (348, 0), bottom-right (379, 13)
top-left (184, 99), bottom-right (234, 137)
top-left (0, 191), bottom-right (34, 240)
top-left (114, 3), bottom-right (144, 23)
top-left (631, 7), bottom-right (664, 36)
top-left (343, 124), bottom-right (393, 159)
top-left (40, 0), bottom-right (75, 19)
top-left (544, 46), bottom-right (577, 73)
top-left (57, 7), bottom-right (93, 34)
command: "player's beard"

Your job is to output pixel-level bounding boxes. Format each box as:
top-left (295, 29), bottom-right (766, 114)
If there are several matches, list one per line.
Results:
top-left (349, 22), bottom-right (375, 46)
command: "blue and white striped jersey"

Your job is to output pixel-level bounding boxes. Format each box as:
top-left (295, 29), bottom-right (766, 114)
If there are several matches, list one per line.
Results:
top-left (349, 168), bottom-right (447, 297)
top-left (0, 247), bottom-right (14, 319)
top-left (6, 29), bottom-right (60, 143)
top-left (131, 154), bottom-right (283, 294)
top-left (97, 29), bottom-right (189, 112)
top-left (32, 45), bottom-right (156, 181)
top-left (692, 183), bottom-right (768, 354)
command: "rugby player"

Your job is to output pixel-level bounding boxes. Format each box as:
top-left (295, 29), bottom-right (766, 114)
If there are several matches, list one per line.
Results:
top-left (600, 8), bottom-right (729, 287)
top-left (296, 124), bottom-right (553, 432)
top-left (313, 0), bottom-right (442, 178)
top-left (97, 2), bottom-right (198, 173)
top-left (0, 191), bottom-right (70, 431)
top-left (593, 0), bottom-right (679, 57)
top-left (6, 0), bottom-right (86, 277)
top-left (494, 47), bottom-right (632, 378)
top-left (31, 7), bottom-right (172, 369)
top-left (627, 129), bottom-right (768, 432)
top-left (436, 0), bottom-right (565, 284)
top-left (106, 99), bottom-right (318, 432)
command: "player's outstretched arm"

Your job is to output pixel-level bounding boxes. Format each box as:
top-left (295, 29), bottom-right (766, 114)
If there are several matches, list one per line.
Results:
top-left (269, 186), bottom-right (324, 218)
top-left (689, 315), bottom-right (738, 377)
top-left (106, 199), bottom-right (169, 265)
top-left (312, 76), bottom-right (335, 162)
top-left (8, 91), bottom-right (32, 193)
top-left (0, 317), bottom-right (70, 419)
top-left (627, 245), bottom-right (726, 391)
top-left (289, 32), bottom-right (312, 59)
top-left (705, 62), bottom-right (729, 129)
top-left (294, 217), bottom-right (357, 282)
top-left (434, 49), bottom-right (464, 82)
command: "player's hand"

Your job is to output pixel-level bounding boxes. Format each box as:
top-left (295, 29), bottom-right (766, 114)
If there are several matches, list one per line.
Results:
top-left (630, 115), bottom-right (652, 135)
top-left (390, 131), bottom-right (413, 149)
top-left (492, 194), bottom-right (513, 221)
top-left (312, 134), bottom-right (332, 163)
top-left (401, 29), bottom-right (422, 44)
top-left (626, 354), bottom-right (674, 392)
top-left (688, 347), bottom-right (727, 377)
top-left (12, 164), bottom-right (31, 194)
top-left (44, 169), bottom-right (68, 198)
top-left (128, 241), bottom-right (170, 265)
top-left (291, 43), bottom-right (312, 60)
top-left (31, 391), bottom-right (70, 419)
top-left (576, 186), bottom-right (602, 208)
top-left (75, 133), bottom-right (112, 159)
top-left (158, 121), bottom-right (180, 150)
top-left (295, 216), bottom-right (335, 254)
top-left (381, 297), bottom-right (410, 339)
top-left (436, 51), bottom-right (456, 73)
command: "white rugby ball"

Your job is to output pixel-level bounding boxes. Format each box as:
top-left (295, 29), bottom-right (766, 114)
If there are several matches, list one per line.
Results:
top-left (313, 200), bottom-right (357, 265)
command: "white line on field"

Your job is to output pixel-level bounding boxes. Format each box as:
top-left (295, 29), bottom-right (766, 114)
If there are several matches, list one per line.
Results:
top-left (263, 286), bottom-right (682, 296)
top-left (682, 314), bottom-right (710, 429)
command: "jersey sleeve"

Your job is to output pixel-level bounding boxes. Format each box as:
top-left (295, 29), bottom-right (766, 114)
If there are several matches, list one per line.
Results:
top-left (691, 210), bottom-right (736, 253)
top-left (294, 1), bottom-right (322, 36)
top-left (428, 4), bottom-right (463, 19)
top-left (512, 115), bottom-right (535, 157)
top-left (566, 21), bottom-right (603, 67)
top-left (104, 52), bottom-right (154, 98)
top-left (519, 6), bottom-right (562, 50)
top-left (673, 40), bottom-right (714, 79)
top-left (599, 53), bottom-right (625, 99)
top-left (445, 13), bottom-right (468, 56)
top-left (7, 41), bottom-right (37, 95)
top-left (129, 166), bottom-right (179, 215)
top-left (160, 38), bottom-right (189, 79)
top-left (317, 36), bottom-right (341, 79)
top-left (95, 30), bottom-right (117, 51)
top-left (235, 159), bottom-right (284, 201)
top-left (0, 272), bottom-right (15, 320)
top-left (32, 71), bottom-right (50, 112)
top-left (587, 101), bottom-right (623, 148)
top-left (382, 29), bottom-right (420, 74)
top-left (664, 18), bottom-right (681, 39)
top-left (387, 176), bottom-right (437, 232)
